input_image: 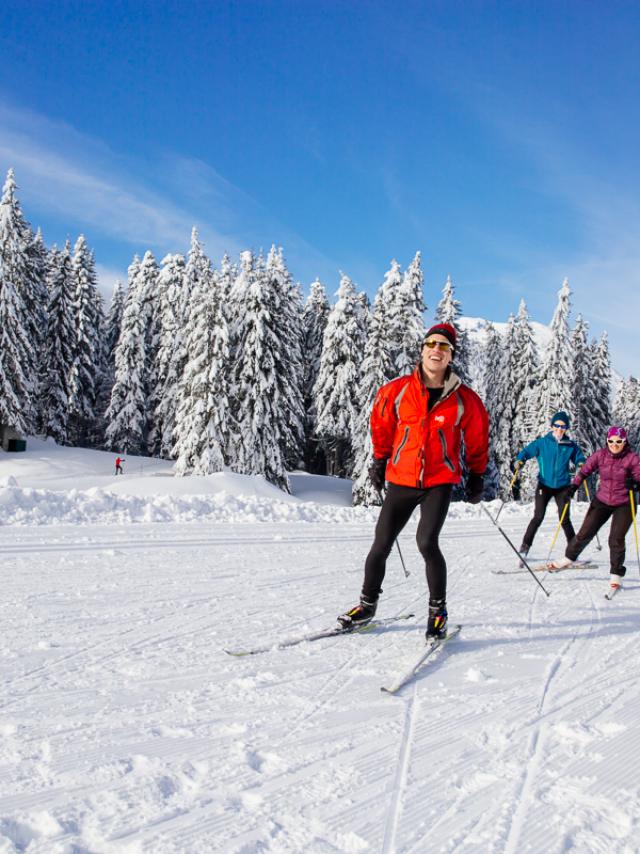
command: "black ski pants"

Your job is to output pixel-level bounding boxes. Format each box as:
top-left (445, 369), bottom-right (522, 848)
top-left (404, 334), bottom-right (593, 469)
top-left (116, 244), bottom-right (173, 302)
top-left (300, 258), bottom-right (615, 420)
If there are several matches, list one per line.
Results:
top-left (566, 496), bottom-right (633, 575)
top-left (362, 482), bottom-right (453, 603)
top-left (522, 483), bottom-right (575, 549)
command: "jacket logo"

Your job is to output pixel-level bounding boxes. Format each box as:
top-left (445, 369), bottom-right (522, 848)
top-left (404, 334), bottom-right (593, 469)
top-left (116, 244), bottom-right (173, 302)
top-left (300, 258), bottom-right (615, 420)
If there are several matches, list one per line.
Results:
top-left (435, 415), bottom-right (445, 423)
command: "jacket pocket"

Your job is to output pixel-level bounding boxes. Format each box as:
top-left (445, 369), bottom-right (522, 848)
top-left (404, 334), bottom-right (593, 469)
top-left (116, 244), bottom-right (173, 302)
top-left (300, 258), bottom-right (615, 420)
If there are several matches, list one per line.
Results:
top-left (438, 429), bottom-right (456, 472)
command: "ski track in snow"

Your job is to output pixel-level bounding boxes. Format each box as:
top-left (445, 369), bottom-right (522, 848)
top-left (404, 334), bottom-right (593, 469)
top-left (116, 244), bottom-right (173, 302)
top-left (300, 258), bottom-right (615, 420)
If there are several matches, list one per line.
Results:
top-left (1, 506), bottom-right (640, 852)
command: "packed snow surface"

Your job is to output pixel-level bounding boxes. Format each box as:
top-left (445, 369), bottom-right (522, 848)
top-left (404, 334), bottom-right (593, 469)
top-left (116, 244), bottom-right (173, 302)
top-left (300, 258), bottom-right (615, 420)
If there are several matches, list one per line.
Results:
top-left (1, 440), bottom-right (639, 852)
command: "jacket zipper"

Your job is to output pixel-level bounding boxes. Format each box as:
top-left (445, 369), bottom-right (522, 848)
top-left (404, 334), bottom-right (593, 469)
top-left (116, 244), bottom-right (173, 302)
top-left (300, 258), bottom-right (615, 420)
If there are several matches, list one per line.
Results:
top-left (438, 429), bottom-right (455, 472)
top-left (393, 426), bottom-right (410, 465)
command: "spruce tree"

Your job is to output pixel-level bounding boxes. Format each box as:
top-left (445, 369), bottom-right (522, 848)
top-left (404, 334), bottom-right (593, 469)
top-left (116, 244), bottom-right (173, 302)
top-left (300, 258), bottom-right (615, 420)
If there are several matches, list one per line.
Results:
top-left (352, 281), bottom-right (395, 505)
top-left (434, 275), bottom-right (471, 384)
top-left (173, 264), bottom-right (230, 475)
top-left (480, 322), bottom-right (503, 499)
top-left (151, 255), bottom-right (185, 458)
top-left (0, 169), bottom-right (43, 431)
top-left (615, 376), bottom-right (640, 449)
top-left (94, 280), bottom-right (126, 447)
top-left (104, 253), bottom-right (157, 454)
top-left (588, 332), bottom-right (612, 449)
top-left (387, 253), bottom-right (425, 376)
top-left (570, 314), bottom-right (592, 456)
top-left (227, 250), bottom-right (290, 490)
top-left (39, 247), bottom-right (75, 444)
top-left (314, 273), bottom-right (366, 476)
top-left (494, 315), bottom-right (519, 497)
top-left (68, 235), bottom-right (102, 445)
top-left (536, 278), bottom-right (574, 433)
top-left (302, 279), bottom-right (330, 473)
top-left (511, 300), bottom-right (540, 500)
top-left (265, 246), bottom-right (305, 470)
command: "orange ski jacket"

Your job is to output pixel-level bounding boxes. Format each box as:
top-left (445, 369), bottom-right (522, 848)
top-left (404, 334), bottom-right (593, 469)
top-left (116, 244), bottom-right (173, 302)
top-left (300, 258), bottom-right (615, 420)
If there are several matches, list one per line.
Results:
top-left (370, 366), bottom-right (489, 489)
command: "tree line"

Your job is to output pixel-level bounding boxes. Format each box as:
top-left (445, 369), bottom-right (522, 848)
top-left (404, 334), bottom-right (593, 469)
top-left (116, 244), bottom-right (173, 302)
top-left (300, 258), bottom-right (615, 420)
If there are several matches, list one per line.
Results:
top-left (1, 168), bottom-right (639, 504)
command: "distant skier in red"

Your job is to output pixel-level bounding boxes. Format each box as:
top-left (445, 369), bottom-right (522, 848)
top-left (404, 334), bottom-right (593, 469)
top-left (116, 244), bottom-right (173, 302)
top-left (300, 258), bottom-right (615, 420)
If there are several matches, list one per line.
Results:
top-left (115, 457), bottom-right (125, 475)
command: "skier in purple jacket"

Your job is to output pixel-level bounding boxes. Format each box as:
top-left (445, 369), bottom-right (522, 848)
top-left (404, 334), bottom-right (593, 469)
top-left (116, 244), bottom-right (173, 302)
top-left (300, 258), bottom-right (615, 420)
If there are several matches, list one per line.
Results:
top-left (553, 426), bottom-right (640, 587)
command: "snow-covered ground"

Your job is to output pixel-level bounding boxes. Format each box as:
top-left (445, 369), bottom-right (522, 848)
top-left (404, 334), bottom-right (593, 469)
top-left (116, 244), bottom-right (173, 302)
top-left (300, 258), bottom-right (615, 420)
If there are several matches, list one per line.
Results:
top-left (1, 441), bottom-right (639, 852)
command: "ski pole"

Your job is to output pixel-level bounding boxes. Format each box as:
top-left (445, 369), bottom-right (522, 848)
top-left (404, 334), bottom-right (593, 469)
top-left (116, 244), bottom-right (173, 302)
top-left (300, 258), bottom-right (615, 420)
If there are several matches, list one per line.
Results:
top-left (379, 486), bottom-right (410, 578)
top-left (494, 464), bottom-right (522, 524)
top-left (481, 503), bottom-right (550, 596)
top-left (546, 501), bottom-right (570, 561)
top-left (394, 538), bottom-right (410, 578)
top-left (582, 481), bottom-right (602, 550)
top-left (630, 489), bottom-right (640, 576)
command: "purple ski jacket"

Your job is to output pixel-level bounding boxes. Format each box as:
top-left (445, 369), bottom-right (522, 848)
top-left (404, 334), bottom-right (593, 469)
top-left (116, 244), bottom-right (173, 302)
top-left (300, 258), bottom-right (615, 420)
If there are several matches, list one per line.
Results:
top-left (573, 444), bottom-right (640, 507)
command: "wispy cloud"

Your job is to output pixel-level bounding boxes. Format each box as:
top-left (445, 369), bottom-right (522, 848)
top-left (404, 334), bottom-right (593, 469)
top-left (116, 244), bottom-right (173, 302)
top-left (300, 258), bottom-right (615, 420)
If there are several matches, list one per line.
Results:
top-left (0, 99), bottom-right (339, 288)
top-left (453, 87), bottom-right (640, 378)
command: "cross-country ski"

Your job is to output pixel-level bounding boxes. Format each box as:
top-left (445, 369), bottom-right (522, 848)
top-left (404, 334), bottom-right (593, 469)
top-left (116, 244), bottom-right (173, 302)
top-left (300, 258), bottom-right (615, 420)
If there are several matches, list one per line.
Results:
top-left (381, 624), bottom-right (463, 694)
top-left (492, 559), bottom-right (599, 576)
top-left (224, 613), bottom-right (415, 656)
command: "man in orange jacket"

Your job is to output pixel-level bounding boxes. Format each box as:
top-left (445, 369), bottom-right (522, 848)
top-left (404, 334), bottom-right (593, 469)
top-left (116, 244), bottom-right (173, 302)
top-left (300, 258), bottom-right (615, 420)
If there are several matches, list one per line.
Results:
top-left (338, 322), bottom-right (489, 639)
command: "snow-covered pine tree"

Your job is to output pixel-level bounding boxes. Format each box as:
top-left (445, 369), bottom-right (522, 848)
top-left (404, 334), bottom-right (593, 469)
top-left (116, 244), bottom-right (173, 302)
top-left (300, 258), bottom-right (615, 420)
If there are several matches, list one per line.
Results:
top-left (536, 278), bottom-right (574, 433)
top-left (388, 252), bottom-right (426, 376)
top-left (614, 375), bottom-right (640, 449)
top-left (217, 252), bottom-right (236, 323)
top-left (493, 315), bottom-right (520, 497)
top-left (264, 246), bottom-right (305, 470)
top-left (302, 278), bottom-right (330, 473)
top-left (352, 279), bottom-right (395, 505)
top-left (150, 254), bottom-right (185, 458)
top-left (511, 300), bottom-right (540, 500)
top-left (28, 227), bottom-right (50, 352)
top-left (227, 250), bottom-right (290, 490)
top-left (39, 246), bottom-right (76, 444)
top-left (173, 262), bottom-right (230, 475)
top-left (434, 275), bottom-right (471, 384)
top-left (314, 273), bottom-right (366, 477)
top-left (0, 169), bottom-right (44, 432)
top-left (570, 314), bottom-right (592, 458)
top-left (587, 332), bottom-right (612, 450)
top-left (68, 235), bottom-right (103, 445)
top-left (480, 322), bottom-right (503, 499)
top-left (94, 280), bottom-right (127, 447)
top-left (104, 252), bottom-right (157, 455)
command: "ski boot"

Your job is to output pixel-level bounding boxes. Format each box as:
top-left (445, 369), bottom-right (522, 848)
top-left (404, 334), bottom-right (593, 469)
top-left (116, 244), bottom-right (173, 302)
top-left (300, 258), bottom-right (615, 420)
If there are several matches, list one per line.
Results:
top-left (337, 596), bottom-right (377, 629)
top-left (426, 598), bottom-right (448, 640)
top-left (518, 543), bottom-right (530, 568)
top-left (610, 571), bottom-right (624, 592)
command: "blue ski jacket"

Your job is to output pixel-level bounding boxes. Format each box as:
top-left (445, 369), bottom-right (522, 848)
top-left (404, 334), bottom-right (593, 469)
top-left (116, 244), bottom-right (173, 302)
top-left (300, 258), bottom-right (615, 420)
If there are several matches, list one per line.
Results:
top-left (516, 432), bottom-right (586, 489)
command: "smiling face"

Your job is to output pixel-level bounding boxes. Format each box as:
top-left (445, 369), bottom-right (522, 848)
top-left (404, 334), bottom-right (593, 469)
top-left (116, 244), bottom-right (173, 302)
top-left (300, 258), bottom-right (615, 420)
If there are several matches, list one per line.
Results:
top-left (607, 437), bottom-right (626, 455)
top-left (421, 334), bottom-right (453, 381)
top-left (551, 420), bottom-right (568, 441)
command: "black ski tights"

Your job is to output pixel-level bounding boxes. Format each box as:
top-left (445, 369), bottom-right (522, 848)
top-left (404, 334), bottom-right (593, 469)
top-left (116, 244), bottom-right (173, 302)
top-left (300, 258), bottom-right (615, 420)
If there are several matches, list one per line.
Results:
top-left (362, 483), bottom-right (453, 603)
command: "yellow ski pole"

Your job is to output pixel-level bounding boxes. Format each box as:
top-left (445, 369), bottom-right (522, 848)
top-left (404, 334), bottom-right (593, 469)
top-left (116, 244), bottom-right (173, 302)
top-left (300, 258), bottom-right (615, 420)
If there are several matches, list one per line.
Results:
top-left (547, 500), bottom-right (570, 562)
top-left (630, 488), bottom-right (640, 576)
top-left (582, 480), bottom-right (603, 551)
top-left (494, 464), bottom-right (522, 524)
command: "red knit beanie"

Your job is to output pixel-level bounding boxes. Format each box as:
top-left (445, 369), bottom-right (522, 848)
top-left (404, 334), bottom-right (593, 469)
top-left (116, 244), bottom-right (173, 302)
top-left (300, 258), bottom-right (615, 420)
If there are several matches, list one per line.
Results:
top-left (422, 323), bottom-right (457, 350)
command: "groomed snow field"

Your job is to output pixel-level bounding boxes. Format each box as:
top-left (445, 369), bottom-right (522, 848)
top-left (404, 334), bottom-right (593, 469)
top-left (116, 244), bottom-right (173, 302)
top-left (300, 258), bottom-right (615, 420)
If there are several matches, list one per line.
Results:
top-left (1, 440), bottom-right (639, 852)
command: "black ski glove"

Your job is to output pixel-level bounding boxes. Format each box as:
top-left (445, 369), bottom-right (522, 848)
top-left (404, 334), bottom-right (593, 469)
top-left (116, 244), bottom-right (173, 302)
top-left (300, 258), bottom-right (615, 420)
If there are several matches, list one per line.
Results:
top-left (625, 475), bottom-right (638, 492)
top-left (466, 472), bottom-right (484, 504)
top-left (369, 457), bottom-right (388, 492)
top-left (567, 483), bottom-right (579, 499)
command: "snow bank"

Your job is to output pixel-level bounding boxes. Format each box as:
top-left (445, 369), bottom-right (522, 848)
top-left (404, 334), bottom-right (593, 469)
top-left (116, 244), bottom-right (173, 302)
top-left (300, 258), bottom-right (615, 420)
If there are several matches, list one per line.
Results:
top-left (0, 481), bottom-right (519, 527)
top-left (0, 437), bottom-right (522, 526)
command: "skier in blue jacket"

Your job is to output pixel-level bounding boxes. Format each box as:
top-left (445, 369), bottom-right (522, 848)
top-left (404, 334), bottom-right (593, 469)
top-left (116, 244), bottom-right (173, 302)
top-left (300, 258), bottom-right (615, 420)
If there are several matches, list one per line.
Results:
top-left (515, 411), bottom-right (586, 557)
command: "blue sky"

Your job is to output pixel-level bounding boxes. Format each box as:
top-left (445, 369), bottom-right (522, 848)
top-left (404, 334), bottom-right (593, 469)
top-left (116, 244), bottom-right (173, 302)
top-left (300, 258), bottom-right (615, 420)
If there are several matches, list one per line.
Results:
top-left (1, 0), bottom-right (639, 375)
